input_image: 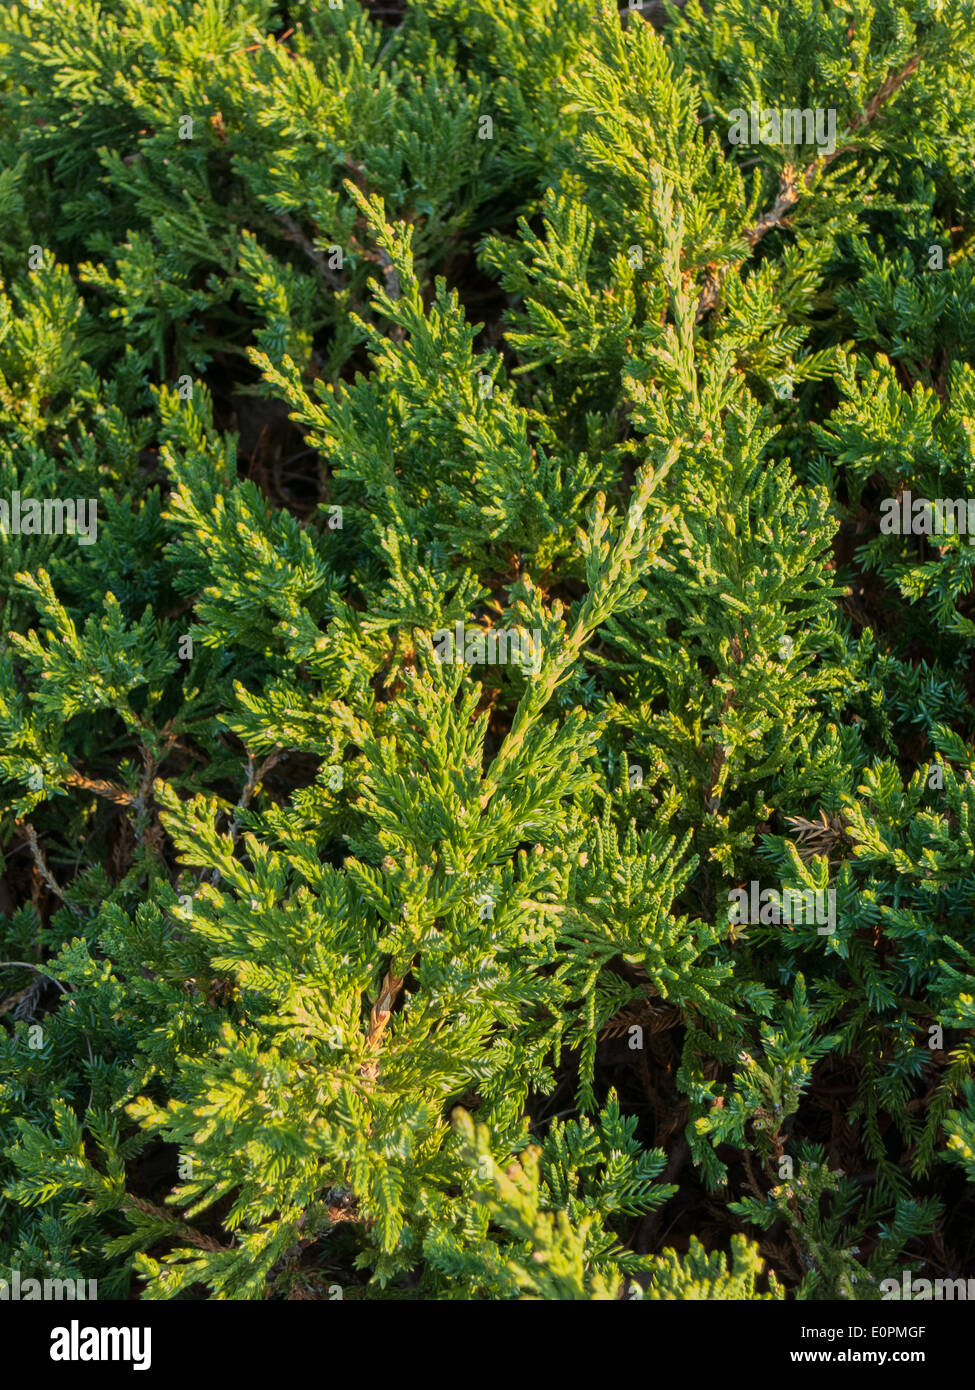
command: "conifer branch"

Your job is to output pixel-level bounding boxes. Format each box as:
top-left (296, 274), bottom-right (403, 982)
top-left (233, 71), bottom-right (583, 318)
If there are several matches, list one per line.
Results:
top-left (696, 52), bottom-right (924, 320)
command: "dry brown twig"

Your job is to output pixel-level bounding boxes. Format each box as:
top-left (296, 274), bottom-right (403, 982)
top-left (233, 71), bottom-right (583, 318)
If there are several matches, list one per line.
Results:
top-left (64, 770), bottom-right (134, 805)
top-left (599, 1001), bottom-right (680, 1040)
top-left (15, 819), bottom-right (83, 917)
top-left (0, 980), bottom-right (38, 1019)
top-left (359, 968), bottom-right (406, 1084)
top-left (122, 1194), bottom-right (231, 1253)
top-left (786, 810), bottom-right (851, 863)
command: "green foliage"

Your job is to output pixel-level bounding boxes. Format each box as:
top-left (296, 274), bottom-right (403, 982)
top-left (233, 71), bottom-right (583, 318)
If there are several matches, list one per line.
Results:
top-left (640, 1234), bottom-right (783, 1300)
top-left (0, 0), bottom-right (973, 1302)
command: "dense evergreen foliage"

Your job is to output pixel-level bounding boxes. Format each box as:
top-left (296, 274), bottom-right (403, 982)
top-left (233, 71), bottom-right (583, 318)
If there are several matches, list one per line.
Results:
top-left (0, 0), bottom-right (973, 1300)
